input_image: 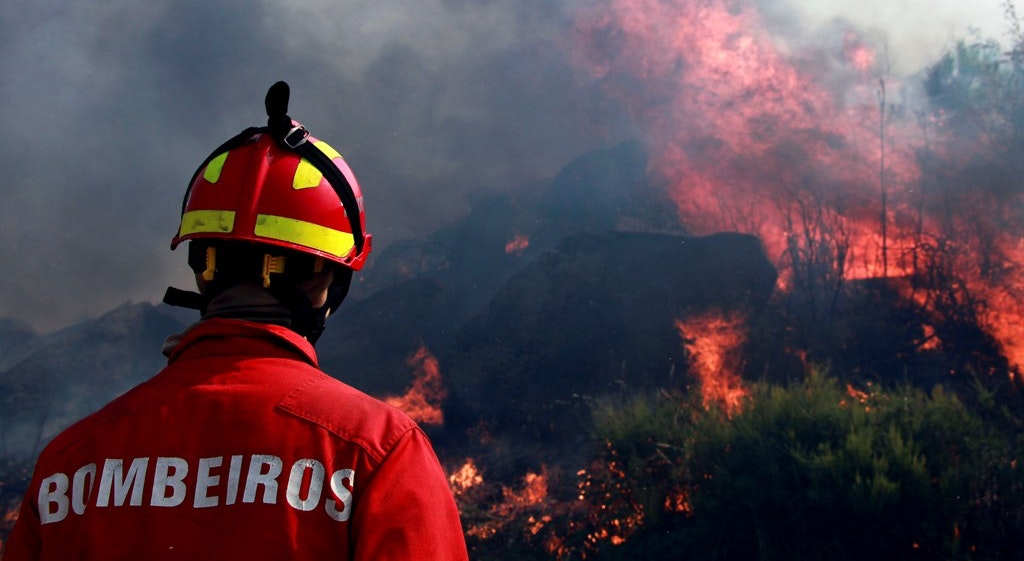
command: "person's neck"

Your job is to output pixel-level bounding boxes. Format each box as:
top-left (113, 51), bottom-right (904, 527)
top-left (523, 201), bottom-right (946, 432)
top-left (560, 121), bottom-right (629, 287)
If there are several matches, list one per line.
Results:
top-left (202, 284), bottom-right (293, 327)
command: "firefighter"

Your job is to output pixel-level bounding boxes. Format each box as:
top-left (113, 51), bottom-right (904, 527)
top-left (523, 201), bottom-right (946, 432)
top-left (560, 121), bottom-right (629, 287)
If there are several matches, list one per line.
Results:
top-left (3, 82), bottom-right (469, 560)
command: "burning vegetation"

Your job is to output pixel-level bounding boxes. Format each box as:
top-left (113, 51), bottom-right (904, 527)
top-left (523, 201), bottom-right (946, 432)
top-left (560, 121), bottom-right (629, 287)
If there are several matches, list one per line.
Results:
top-left (384, 345), bottom-right (447, 426)
top-left (571, 0), bottom-right (1024, 386)
top-left (7, 1), bottom-right (1024, 558)
top-left (676, 312), bottom-right (748, 415)
top-left (449, 0), bottom-right (1024, 558)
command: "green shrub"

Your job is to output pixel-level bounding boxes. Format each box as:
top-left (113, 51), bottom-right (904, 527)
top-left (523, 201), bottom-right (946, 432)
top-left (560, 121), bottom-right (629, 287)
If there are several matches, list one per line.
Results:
top-left (586, 372), bottom-right (1023, 560)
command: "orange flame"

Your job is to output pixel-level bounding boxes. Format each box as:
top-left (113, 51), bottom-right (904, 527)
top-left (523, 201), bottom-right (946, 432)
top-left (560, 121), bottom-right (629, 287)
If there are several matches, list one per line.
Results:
top-left (664, 487), bottom-right (692, 514)
top-left (461, 467), bottom-right (552, 540)
top-left (574, 0), bottom-right (1024, 379)
top-left (574, 0), bottom-right (921, 264)
top-left (505, 234), bottom-right (530, 255)
top-left (676, 312), bottom-right (748, 414)
top-left (385, 345), bottom-right (446, 425)
top-left (505, 471), bottom-right (548, 507)
top-left (845, 383), bottom-right (870, 405)
top-left (1, 505), bottom-right (17, 554)
top-left (449, 458), bottom-right (484, 494)
top-left (975, 234), bottom-right (1024, 381)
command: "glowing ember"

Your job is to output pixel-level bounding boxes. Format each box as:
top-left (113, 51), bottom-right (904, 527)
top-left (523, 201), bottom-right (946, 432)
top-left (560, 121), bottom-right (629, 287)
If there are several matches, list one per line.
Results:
top-left (384, 345), bottom-right (446, 425)
top-left (573, 452), bottom-right (646, 552)
top-left (664, 487), bottom-right (692, 514)
top-left (0, 505), bottom-right (17, 554)
top-left (460, 467), bottom-right (553, 541)
top-left (845, 383), bottom-right (870, 405)
top-left (919, 324), bottom-right (941, 351)
top-left (507, 471), bottom-right (548, 506)
top-left (676, 312), bottom-right (748, 414)
top-left (505, 234), bottom-right (530, 255)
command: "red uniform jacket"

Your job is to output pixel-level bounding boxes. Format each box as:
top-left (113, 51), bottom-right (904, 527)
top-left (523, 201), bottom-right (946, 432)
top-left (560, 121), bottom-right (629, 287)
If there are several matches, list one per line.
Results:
top-left (3, 319), bottom-right (468, 560)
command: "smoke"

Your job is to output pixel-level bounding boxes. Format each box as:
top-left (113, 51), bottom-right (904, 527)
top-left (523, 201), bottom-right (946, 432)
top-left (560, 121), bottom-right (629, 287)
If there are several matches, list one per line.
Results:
top-left (766, 0), bottom-right (1011, 74)
top-left (0, 0), bottom-right (1008, 332)
top-left (0, 0), bottom-right (624, 331)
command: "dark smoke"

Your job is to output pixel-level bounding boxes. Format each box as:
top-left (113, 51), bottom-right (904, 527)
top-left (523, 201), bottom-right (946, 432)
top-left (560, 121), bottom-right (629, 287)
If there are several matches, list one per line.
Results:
top-left (0, 0), bottom-right (1003, 331)
top-left (0, 0), bottom-right (629, 331)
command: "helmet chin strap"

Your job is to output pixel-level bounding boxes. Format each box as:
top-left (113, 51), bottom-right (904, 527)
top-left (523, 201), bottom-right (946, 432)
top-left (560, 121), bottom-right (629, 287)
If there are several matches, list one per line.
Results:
top-left (163, 286), bottom-right (209, 313)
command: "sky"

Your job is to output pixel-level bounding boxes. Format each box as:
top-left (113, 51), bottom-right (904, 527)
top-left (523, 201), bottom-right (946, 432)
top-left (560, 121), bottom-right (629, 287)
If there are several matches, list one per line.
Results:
top-left (0, 0), bottom-right (1013, 333)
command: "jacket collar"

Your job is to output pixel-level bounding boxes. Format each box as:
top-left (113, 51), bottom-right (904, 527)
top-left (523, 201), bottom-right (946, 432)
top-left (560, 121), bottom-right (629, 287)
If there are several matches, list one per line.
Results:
top-left (163, 318), bottom-right (319, 367)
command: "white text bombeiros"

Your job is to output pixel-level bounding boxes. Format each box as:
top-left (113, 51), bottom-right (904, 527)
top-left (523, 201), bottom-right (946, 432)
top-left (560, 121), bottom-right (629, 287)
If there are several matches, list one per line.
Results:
top-left (37, 454), bottom-right (355, 524)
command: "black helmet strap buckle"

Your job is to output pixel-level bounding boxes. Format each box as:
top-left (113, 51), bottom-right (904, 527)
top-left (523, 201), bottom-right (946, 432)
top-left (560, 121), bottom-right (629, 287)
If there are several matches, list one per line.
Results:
top-left (263, 81), bottom-right (365, 258)
top-left (283, 125), bottom-right (310, 149)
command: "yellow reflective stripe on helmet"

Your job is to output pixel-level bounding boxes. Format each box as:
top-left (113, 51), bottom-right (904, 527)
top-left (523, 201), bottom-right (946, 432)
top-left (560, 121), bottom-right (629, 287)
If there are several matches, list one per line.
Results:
top-left (293, 141), bottom-right (343, 190)
top-left (254, 214), bottom-right (354, 258)
top-left (315, 140), bottom-right (342, 160)
top-left (179, 210), bottom-right (236, 236)
top-left (203, 152), bottom-right (229, 184)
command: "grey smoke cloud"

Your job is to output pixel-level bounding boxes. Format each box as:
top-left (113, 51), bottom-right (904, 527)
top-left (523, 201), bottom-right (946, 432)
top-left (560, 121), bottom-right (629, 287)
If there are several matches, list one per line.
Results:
top-left (773, 0), bottom-right (1010, 74)
top-left (0, 0), bottom-right (619, 331)
top-left (0, 0), bottom-right (1008, 332)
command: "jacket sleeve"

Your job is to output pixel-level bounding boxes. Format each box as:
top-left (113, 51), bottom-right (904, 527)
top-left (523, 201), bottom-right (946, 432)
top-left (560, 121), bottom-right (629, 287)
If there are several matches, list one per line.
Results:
top-left (350, 428), bottom-right (468, 561)
top-left (2, 484), bottom-right (41, 560)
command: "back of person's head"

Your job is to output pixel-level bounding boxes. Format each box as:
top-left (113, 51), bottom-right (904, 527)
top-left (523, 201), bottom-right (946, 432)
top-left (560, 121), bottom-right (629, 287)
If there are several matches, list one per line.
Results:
top-left (164, 82), bottom-right (372, 344)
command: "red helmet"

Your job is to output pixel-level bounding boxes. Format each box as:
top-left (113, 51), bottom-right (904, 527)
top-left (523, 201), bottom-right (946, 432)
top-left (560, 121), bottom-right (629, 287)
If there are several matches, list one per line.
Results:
top-left (170, 83), bottom-right (372, 271)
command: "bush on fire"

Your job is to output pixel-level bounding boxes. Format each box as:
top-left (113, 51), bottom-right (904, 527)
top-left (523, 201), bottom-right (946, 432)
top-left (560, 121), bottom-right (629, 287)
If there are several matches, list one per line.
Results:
top-left (583, 371), bottom-right (1024, 560)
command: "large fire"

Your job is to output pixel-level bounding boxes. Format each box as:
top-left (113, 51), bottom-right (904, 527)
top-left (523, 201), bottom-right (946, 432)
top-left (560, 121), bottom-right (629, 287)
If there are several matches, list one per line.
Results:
top-left (573, 0), bottom-right (1024, 379)
top-left (574, 0), bottom-right (922, 253)
top-left (384, 345), bottom-right (447, 425)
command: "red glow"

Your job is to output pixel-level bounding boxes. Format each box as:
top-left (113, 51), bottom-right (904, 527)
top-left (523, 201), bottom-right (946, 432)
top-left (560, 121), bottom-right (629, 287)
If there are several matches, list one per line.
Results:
top-left (460, 467), bottom-right (552, 540)
top-left (505, 234), bottom-right (530, 255)
top-left (676, 313), bottom-right (748, 415)
top-left (977, 234), bottom-right (1024, 380)
top-left (575, 459), bottom-right (645, 549)
top-left (844, 32), bottom-right (876, 73)
top-left (384, 345), bottom-right (446, 425)
top-left (504, 471), bottom-right (548, 507)
top-left (0, 506), bottom-right (16, 554)
top-left (574, 0), bottom-right (1024, 378)
top-left (574, 0), bottom-right (921, 264)
top-left (664, 487), bottom-right (692, 514)
top-left (845, 383), bottom-right (870, 405)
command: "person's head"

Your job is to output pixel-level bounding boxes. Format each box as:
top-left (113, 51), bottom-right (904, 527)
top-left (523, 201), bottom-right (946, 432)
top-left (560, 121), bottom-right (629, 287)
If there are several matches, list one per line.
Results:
top-left (164, 82), bottom-right (372, 343)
